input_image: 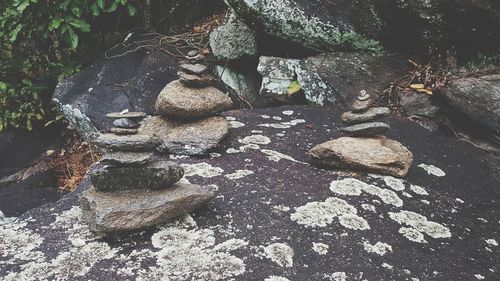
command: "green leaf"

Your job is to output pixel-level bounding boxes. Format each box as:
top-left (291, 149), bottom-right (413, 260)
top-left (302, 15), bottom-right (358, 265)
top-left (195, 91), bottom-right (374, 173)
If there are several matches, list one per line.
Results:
top-left (9, 24), bottom-right (22, 42)
top-left (126, 3), bottom-right (137, 16)
top-left (68, 18), bottom-right (91, 32)
top-left (97, 0), bottom-right (104, 9)
top-left (66, 26), bottom-right (78, 49)
top-left (16, 0), bottom-right (31, 13)
top-left (287, 81), bottom-right (301, 96)
top-left (49, 18), bottom-right (64, 31)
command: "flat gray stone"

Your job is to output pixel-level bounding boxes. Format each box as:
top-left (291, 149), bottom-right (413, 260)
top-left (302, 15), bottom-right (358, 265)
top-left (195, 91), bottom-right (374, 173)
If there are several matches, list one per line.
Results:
top-left (80, 183), bottom-right (214, 233)
top-left (93, 134), bottom-right (161, 152)
top-left (100, 151), bottom-right (153, 166)
top-left (106, 112), bottom-right (147, 119)
top-left (341, 122), bottom-right (390, 136)
top-left (341, 107), bottom-right (391, 124)
top-left (155, 80), bottom-right (232, 119)
top-left (309, 136), bottom-right (413, 177)
top-left (351, 98), bottom-right (374, 112)
top-left (178, 71), bottom-right (214, 87)
top-left (110, 128), bottom-right (138, 135)
top-left (140, 116), bottom-right (229, 155)
top-left (112, 118), bottom-right (140, 129)
top-left (179, 64), bottom-right (208, 75)
top-left (90, 161), bottom-right (184, 192)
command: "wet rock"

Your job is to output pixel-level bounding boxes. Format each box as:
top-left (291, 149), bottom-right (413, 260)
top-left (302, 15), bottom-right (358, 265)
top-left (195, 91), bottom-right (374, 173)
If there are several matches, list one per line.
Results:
top-left (80, 183), bottom-right (215, 233)
top-left (155, 80), bottom-right (232, 119)
top-left (93, 134), bottom-right (161, 152)
top-left (178, 71), bottom-right (214, 87)
top-left (308, 137), bottom-right (413, 177)
top-left (440, 75), bottom-right (500, 131)
top-left (398, 90), bottom-right (439, 118)
top-left (140, 116), bottom-right (229, 155)
top-left (341, 122), bottom-right (390, 136)
top-left (106, 112), bottom-right (147, 119)
top-left (112, 118), bottom-right (140, 129)
top-left (109, 128), bottom-right (138, 135)
top-left (53, 50), bottom-right (178, 138)
top-left (209, 13), bottom-right (257, 60)
top-left (100, 151), bottom-right (153, 166)
top-left (257, 56), bottom-right (339, 105)
top-left (341, 107), bottom-right (390, 124)
top-left (179, 63), bottom-right (209, 75)
top-left (90, 161), bottom-right (184, 192)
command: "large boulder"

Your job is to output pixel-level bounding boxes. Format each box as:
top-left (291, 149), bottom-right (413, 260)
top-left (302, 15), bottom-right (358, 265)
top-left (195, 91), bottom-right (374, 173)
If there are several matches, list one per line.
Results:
top-left (210, 13), bottom-right (258, 60)
top-left (1, 106), bottom-right (499, 280)
top-left (53, 49), bottom-right (178, 139)
top-left (440, 74), bottom-right (500, 132)
top-left (225, 0), bottom-right (500, 54)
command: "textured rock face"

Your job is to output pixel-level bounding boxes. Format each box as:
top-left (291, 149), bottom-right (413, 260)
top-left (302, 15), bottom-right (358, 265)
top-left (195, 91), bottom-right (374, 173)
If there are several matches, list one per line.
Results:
top-left (80, 184), bottom-right (214, 233)
top-left (53, 50), bottom-right (178, 138)
top-left (140, 116), bottom-right (230, 155)
top-left (441, 75), bottom-right (500, 131)
top-left (308, 137), bottom-right (413, 177)
top-left (155, 80), bottom-right (233, 119)
top-left (398, 90), bottom-right (440, 118)
top-left (89, 161), bottom-right (184, 191)
top-left (225, 0), bottom-right (500, 54)
top-left (93, 134), bottom-right (161, 152)
top-left (100, 151), bottom-right (153, 166)
top-left (210, 13), bottom-right (258, 60)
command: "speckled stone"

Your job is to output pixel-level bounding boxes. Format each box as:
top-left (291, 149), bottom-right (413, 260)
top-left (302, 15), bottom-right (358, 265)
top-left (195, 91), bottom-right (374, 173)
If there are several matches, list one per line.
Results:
top-left (180, 64), bottom-right (208, 75)
top-left (178, 71), bottom-right (214, 87)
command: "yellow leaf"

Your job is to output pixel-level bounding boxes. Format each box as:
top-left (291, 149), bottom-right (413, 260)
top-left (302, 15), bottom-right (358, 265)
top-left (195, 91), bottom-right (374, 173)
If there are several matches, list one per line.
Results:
top-left (287, 81), bottom-right (301, 96)
top-left (410, 84), bottom-right (425, 89)
top-left (416, 88), bottom-right (433, 95)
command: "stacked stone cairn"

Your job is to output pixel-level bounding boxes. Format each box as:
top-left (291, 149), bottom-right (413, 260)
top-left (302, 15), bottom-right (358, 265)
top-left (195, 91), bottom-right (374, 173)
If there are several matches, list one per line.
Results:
top-left (107, 111), bottom-right (145, 135)
top-left (308, 91), bottom-right (414, 178)
top-left (139, 50), bottom-right (233, 155)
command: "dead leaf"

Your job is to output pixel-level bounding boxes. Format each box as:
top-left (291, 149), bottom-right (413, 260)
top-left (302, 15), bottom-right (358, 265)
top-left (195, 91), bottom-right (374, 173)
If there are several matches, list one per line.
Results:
top-left (410, 84), bottom-right (425, 89)
top-left (416, 88), bottom-right (433, 95)
top-left (287, 81), bottom-right (301, 96)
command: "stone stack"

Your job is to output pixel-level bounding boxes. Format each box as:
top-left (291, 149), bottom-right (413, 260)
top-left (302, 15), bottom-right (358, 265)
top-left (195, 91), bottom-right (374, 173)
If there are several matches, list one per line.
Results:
top-left (80, 145), bottom-right (215, 233)
top-left (106, 111), bottom-right (146, 135)
top-left (139, 51), bottom-right (234, 155)
top-left (308, 91), bottom-right (414, 178)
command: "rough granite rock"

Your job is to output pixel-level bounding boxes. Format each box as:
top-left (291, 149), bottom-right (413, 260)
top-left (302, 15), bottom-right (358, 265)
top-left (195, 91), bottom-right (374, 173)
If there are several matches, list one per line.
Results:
top-left (179, 63), bottom-right (209, 75)
top-left (100, 151), bottom-right (153, 166)
top-left (341, 122), bottom-right (390, 136)
top-left (93, 134), bottom-right (161, 152)
top-left (209, 13), bottom-right (258, 60)
top-left (351, 99), bottom-right (374, 112)
top-left (140, 116), bottom-right (229, 155)
top-left (2, 106), bottom-right (499, 281)
top-left (80, 183), bottom-right (214, 233)
top-left (155, 80), bottom-right (233, 119)
top-left (341, 107), bottom-right (391, 124)
top-left (90, 161), bottom-right (184, 191)
top-left (440, 74), bottom-right (500, 131)
top-left (177, 71), bottom-right (214, 88)
top-left (308, 137), bottom-right (413, 177)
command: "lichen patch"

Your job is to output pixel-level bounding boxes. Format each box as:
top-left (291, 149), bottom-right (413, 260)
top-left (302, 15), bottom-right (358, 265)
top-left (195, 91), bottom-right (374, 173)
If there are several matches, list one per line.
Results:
top-left (225, 169), bottom-right (254, 180)
top-left (363, 241), bottom-right (393, 256)
top-left (418, 164), bottom-right (446, 177)
top-left (239, 135), bottom-right (272, 145)
top-left (389, 210), bottom-right (451, 241)
top-left (263, 243), bottom-right (294, 267)
top-left (330, 178), bottom-right (403, 207)
top-left (312, 242), bottom-right (329, 255)
top-left (181, 163), bottom-right (224, 178)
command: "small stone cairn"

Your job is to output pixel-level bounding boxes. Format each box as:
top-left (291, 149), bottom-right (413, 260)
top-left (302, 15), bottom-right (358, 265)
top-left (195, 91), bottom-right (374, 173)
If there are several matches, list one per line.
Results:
top-left (308, 91), bottom-right (414, 178)
top-left (106, 111), bottom-right (145, 135)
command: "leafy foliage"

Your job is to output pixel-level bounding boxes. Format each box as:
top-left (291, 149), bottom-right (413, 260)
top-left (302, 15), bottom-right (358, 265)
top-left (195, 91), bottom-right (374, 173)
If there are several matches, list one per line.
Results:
top-left (0, 0), bottom-right (136, 132)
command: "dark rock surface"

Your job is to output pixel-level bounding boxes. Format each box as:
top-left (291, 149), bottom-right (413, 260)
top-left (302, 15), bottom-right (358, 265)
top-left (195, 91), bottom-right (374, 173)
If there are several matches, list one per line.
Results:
top-left (1, 106), bottom-right (499, 280)
top-left (225, 0), bottom-right (500, 54)
top-left (398, 89), bottom-right (440, 118)
top-left (52, 49), bottom-right (178, 138)
top-left (441, 74), bottom-right (500, 131)
top-left (90, 161), bottom-right (184, 192)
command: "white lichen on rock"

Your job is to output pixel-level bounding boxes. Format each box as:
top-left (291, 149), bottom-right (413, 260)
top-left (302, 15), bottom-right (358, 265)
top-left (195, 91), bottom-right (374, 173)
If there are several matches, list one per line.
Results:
top-left (261, 149), bottom-right (306, 164)
top-left (325, 272), bottom-right (347, 281)
top-left (239, 134), bottom-right (272, 145)
top-left (389, 210), bottom-right (451, 241)
top-left (229, 121), bottom-right (246, 128)
top-left (330, 178), bottom-right (403, 207)
top-left (265, 276), bottom-right (291, 281)
top-left (312, 242), bottom-right (329, 255)
top-left (363, 241), bottom-right (393, 256)
top-left (290, 197), bottom-right (369, 230)
top-left (410, 184), bottom-right (429, 196)
top-left (417, 164), bottom-right (446, 177)
top-left (181, 163), bottom-right (224, 178)
top-left (263, 243), bottom-right (294, 267)
top-left (225, 169), bottom-right (254, 180)
top-left (485, 239), bottom-right (498, 246)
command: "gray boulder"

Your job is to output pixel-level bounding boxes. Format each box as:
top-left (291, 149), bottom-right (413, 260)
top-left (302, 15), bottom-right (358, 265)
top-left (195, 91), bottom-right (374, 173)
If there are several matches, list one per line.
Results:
top-left (440, 74), bottom-right (500, 131)
top-left (89, 161), bottom-right (184, 192)
top-left (80, 183), bottom-right (214, 233)
top-left (209, 13), bottom-right (258, 60)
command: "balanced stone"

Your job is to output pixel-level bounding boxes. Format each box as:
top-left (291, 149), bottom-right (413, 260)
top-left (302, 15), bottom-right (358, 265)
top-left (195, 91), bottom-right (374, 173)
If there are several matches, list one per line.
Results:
top-left (140, 115), bottom-right (229, 155)
top-left (308, 137), bottom-right (413, 177)
top-left (180, 63), bottom-right (208, 75)
top-left (178, 71), bottom-right (214, 87)
top-left (80, 183), bottom-right (215, 233)
top-left (106, 112), bottom-right (147, 119)
top-left (90, 161), bottom-right (184, 191)
top-left (155, 80), bottom-right (232, 119)
top-left (100, 151), bottom-right (153, 166)
top-left (110, 128), bottom-right (138, 135)
top-left (341, 122), bottom-right (390, 136)
top-left (351, 98), bottom-right (374, 112)
top-left (341, 107), bottom-right (390, 124)
top-left (187, 50), bottom-right (198, 57)
top-left (93, 134), bottom-right (161, 152)
top-left (357, 92), bottom-right (371, 101)
top-left (112, 118), bottom-right (140, 129)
